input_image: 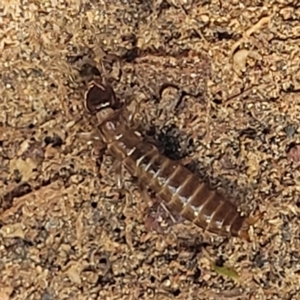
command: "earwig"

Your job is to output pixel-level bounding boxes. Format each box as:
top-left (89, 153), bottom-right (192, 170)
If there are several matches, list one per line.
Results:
top-left (84, 80), bottom-right (261, 241)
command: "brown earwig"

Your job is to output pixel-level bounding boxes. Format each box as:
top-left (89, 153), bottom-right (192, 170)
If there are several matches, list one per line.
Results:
top-left (84, 80), bottom-right (262, 242)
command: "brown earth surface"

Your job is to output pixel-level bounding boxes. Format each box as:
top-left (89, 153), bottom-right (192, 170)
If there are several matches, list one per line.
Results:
top-left (1, 1), bottom-right (300, 299)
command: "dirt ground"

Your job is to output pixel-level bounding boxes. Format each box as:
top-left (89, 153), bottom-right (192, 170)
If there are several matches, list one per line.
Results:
top-left (1, 1), bottom-right (300, 299)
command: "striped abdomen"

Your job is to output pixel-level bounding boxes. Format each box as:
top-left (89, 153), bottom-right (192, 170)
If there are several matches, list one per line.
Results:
top-left (98, 116), bottom-right (252, 241)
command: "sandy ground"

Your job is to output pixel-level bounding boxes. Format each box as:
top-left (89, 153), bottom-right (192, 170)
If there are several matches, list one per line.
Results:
top-left (1, 1), bottom-right (300, 299)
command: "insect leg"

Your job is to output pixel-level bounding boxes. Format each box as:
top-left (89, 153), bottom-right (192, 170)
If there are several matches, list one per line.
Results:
top-left (176, 155), bottom-right (194, 167)
top-left (78, 131), bottom-right (107, 150)
top-left (136, 177), bottom-right (154, 206)
top-left (77, 131), bottom-right (108, 165)
top-left (247, 210), bottom-right (266, 225)
top-left (242, 209), bottom-right (266, 237)
top-left (133, 171), bottom-right (161, 230)
top-left (136, 176), bottom-right (186, 234)
top-left (109, 160), bottom-right (134, 206)
top-left (124, 99), bottom-right (153, 132)
top-left (111, 160), bottom-right (124, 190)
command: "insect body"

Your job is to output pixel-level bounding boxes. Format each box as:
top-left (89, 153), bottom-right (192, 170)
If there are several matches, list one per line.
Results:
top-left (85, 80), bottom-right (260, 241)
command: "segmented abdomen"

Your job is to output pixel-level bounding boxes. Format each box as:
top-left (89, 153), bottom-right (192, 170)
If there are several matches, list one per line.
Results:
top-left (105, 126), bottom-right (248, 239)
